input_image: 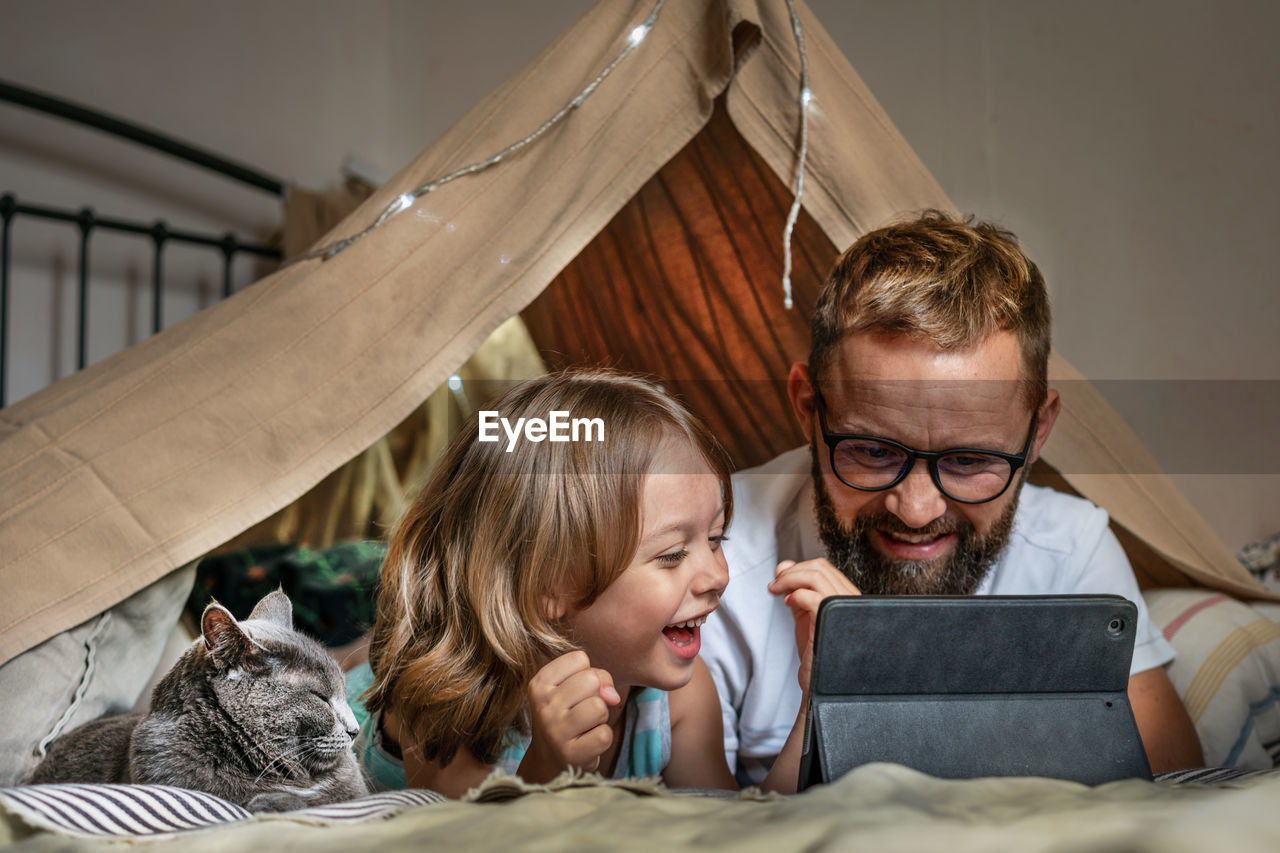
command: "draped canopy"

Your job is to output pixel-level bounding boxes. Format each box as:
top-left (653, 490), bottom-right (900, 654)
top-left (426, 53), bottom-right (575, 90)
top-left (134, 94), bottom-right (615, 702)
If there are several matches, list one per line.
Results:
top-left (0, 0), bottom-right (1265, 667)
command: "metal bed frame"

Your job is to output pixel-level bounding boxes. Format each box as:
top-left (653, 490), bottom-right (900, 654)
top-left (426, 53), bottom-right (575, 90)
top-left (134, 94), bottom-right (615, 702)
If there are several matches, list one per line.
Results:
top-left (0, 79), bottom-right (284, 407)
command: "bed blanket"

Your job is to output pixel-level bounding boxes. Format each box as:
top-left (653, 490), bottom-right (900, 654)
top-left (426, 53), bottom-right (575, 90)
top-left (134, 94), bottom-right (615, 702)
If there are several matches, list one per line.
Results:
top-left (4, 765), bottom-right (1280, 851)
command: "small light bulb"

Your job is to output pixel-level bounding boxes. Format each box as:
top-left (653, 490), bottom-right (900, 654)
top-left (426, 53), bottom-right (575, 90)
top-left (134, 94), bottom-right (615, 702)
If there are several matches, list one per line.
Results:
top-left (629, 24), bottom-right (649, 47)
top-left (499, 253), bottom-right (511, 265)
top-left (447, 374), bottom-right (462, 391)
top-left (800, 87), bottom-right (812, 107)
top-left (396, 193), bottom-right (414, 212)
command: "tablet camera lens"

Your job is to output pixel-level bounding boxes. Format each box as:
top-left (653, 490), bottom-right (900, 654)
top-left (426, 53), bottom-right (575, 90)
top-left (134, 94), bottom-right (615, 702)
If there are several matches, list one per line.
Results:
top-left (1107, 617), bottom-right (1125, 635)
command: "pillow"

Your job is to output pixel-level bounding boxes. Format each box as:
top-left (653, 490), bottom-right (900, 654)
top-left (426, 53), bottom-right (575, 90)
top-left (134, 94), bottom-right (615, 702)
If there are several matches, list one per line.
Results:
top-left (1144, 589), bottom-right (1280, 768)
top-left (0, 784), bottom-right (444, 839)
top-left (0, 565), bottom-right (195, 786)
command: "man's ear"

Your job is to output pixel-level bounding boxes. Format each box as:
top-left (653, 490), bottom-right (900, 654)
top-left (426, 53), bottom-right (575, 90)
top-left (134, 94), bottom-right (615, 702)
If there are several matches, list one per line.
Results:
top-left (787, 362), bottom-right (816, 437)
top-left (1028, 389), bottom-right (1061, 466)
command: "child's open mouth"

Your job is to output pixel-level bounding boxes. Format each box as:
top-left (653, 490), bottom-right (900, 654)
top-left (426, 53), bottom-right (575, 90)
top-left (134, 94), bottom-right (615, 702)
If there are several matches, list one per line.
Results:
top-left (662, 615), bottom-right (707, 660)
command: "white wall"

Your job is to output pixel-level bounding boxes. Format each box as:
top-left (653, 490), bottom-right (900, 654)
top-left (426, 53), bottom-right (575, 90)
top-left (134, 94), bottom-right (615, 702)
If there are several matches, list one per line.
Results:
top-left (0, 0), bottom-right (593, 401)
top-left (808, 0), bottom-right (1279, 551)
top-left (1, 0), bottom-right (1275, 549)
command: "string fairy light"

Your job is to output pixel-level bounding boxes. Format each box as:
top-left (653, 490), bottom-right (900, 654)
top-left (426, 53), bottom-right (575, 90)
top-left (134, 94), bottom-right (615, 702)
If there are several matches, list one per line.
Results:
top-left (780, 0), bottom-right (811, 310)
top-left (288, 0), bottom-right (811, 315)
top-left (287, 0), bottom-right (667, 267)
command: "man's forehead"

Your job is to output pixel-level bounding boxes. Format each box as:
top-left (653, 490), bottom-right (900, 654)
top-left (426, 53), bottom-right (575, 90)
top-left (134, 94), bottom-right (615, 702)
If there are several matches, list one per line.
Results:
top-left (828, 380), bottom-right (1017, 420)
top-left (822, 333), bottom-right (1032, 443)
top-left (826, 377), bottom-right (1025, 407)
top-left (832, 330), bottom-right (1026, 382)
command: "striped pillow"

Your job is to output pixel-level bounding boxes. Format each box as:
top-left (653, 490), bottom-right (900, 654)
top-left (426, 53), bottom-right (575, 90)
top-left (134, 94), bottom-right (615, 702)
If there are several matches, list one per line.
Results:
top-left (1145, 589), bottom-right (1280, 768)
top-left (0, 784), bottom-right (444, 839)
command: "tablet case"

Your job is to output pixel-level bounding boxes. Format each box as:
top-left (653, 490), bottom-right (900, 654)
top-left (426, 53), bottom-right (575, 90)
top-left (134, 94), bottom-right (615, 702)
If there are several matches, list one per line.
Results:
top-left (797, 595), bottom-right (1152, 789)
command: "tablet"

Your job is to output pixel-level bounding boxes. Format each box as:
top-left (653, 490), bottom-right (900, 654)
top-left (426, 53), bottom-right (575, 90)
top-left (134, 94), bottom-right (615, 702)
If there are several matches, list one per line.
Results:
top-left (797, 595), bottom-right (1152, 789)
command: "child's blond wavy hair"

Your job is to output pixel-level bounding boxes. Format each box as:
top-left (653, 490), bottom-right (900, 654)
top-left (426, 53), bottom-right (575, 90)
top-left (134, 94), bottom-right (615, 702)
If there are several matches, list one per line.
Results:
top-left (363, 369), bottom-right (732, 766)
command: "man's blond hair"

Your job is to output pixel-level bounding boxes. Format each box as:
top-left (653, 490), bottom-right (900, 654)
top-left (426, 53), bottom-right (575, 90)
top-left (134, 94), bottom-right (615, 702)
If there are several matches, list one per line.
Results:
top-left (809, 210), bottom-right (1051, 409)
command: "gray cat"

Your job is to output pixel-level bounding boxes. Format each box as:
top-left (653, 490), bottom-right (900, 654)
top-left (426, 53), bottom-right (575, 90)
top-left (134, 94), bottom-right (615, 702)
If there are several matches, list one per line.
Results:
top-left (28, 590), bottom-right (368, 812)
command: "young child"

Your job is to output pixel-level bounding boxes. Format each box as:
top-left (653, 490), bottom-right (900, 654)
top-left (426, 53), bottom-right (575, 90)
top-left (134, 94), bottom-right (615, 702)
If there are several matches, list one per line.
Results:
top-left (346, 370), bottom-right (811, 796)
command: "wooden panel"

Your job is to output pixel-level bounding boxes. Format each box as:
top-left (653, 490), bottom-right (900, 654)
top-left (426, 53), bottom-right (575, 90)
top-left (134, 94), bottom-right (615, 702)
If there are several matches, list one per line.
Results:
top-left (522, 101), bottom-right (840, 470)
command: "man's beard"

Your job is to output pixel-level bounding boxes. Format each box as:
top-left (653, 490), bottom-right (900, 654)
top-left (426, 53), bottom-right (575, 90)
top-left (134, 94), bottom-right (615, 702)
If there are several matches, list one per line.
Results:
top-left (810, 446), bottom-right (1021, 596)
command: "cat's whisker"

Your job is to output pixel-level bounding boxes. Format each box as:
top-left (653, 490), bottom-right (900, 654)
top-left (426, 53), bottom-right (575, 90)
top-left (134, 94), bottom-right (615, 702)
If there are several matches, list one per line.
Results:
top-left (254, 741), bottom-right (312, 785)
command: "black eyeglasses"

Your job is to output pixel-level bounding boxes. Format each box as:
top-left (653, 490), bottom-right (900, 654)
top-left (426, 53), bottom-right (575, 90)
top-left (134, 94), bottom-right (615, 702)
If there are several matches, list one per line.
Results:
top-left (814, 388), bottom-right (1037, 505)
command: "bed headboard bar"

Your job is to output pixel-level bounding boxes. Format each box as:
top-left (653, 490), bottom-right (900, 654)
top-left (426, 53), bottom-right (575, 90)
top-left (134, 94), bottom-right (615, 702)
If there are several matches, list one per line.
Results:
top-left (0, 81), bottom-right (286, 408)
top-left (0, 79), bottom-right (286, 197)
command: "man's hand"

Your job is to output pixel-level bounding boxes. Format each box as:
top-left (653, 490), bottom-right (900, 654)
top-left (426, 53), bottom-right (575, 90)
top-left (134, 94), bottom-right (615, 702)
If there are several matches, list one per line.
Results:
top-left (520, 650), bottom-right (621, 782)
top-left (767, 558), bottom-right (861, 691)
top-left (760, 559), bottom-right (861, 794)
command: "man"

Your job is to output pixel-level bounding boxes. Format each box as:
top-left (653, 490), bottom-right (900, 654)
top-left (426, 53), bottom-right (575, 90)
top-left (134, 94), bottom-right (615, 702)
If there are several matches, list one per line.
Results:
top-left (700, 211), bottom-right (1203, 787)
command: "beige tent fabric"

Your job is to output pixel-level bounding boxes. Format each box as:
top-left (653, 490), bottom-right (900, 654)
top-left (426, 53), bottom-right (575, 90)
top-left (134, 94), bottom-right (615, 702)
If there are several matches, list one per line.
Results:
top-left (219, 186), bottom-right (546, 550)
top-left (281, 181), bottom-right (374, 260)
top-left (0, 0), bottom-right (1266, 667)
top-left (220, 315), bottom-right (547, 552)
top-left (1044, 353), bottom-right (1266, 600)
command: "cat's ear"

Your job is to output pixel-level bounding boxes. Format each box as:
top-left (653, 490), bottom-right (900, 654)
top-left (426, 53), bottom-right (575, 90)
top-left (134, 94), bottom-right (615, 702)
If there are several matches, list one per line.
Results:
top-left (201, 603), bottom-right (259, 667)
top-left (248, 589), bottom-right (293, 629)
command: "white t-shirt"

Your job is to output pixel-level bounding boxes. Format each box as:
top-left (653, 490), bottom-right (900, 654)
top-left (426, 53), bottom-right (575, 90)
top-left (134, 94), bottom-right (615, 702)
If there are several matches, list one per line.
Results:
top-left (701, 446), bottom-right (1175, 784)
